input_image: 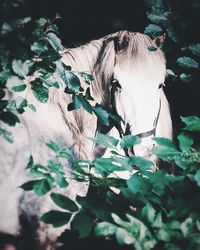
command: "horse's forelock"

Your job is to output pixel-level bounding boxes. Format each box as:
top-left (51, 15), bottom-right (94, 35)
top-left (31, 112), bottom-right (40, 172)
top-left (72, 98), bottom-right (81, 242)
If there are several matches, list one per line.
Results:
top-left (114, 32), bottom-right (165, 66)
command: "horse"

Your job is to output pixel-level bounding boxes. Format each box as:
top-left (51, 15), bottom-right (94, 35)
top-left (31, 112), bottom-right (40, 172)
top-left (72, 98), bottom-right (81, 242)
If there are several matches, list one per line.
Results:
top-left (0, 30), bottom-right (172, 249)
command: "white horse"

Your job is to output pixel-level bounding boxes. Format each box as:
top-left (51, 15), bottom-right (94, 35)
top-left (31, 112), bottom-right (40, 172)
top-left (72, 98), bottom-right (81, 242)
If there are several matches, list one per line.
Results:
top-left (0, 30), bottom-right (172, 249)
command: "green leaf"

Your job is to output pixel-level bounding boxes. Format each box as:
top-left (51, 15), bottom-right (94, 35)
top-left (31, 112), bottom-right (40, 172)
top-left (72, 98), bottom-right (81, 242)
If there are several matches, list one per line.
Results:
top-left (0, 111), bottom-right (20, 126)
top-left (95, 222), bottom-right (117, 237)
top-left (28, 104), bottom-right (37, 112)
top-left (40, 210), bottom-right (71, 227)
top-left (148, 45), bottom-right (157, 51)
top-left (120, 135), bottom-right (141, 149)
top-left (167, 27), bottom-right (178, 43)
top-left (51, 193), bottom-right (79, 212)
top-left (194, 169), bottom-right (200, 187)
top-left (6, 99), bottom-right (16, 109)
top-left (57, 176), bottom-right (69, 188)
top-left (58, 149), bottom-right (72, 158)
top-left (15, 96), bottom-right (27, 112)
top-left (72, 213), bottom-right (93, 238)
top-left (152, 212), bottom-right (163, 228)
top-left (0, 128), bottom-right (13, 143)
top-left (64, 71), bottom-right (81, 92)
top-left (47, 161), bottom-right (61, 171)
top-left (147, 8), bottom-right (169, 25)
top-left (0, 100), bottom-right (8, 110)
top-left (93, 104), bottom-right (109, 126)
top-left (46, 141), bottom-right (60, 153)
top-left (33, 179), bottom-right (51, 196)
top-left (142, 204), bottom-right (156, 223)
top-left (180, 73), bottom-right (192, 83)
top-left (12, 59), bottom-right (29, 78)
top-left (85, 87), bottom-right (94, 100)
top-left (93, 158), bottom-right (121, 175)
top-left (166, 69), bottom-right (177, 77)
top-left (165, 243), bottom-right (181, 250)
top-left (180, 217), bottom-right (193, 237)
top-left (0, 70), bottom-right (11, 83)
top-left (67, 102), bottom-right (75, 111)
top-left (63, 65), bottom-right (72, 71)
top-left (6, 76), bottom-right (26, 92)
top-left (189, 44), bottom-right (200, 57)
top-left (72, 94), bottom-right (82, 110)
top-left (129, 156), bottom-right (153, 170)
top-left (1, 22), bottom-right (12, 35)
top-left (31, 41), bottom-right (48, 54)
top-left (88, 133), bottom-right (119, 148)
top-left (36, 17), bottom-right (48, 27)
top-left (46, 174), bottom-right (55, 189)
top-left (12, 84), bottom-right (27, 92)
top-left (167, 220), bottom-right (181, 230)
top-left (181, 116), bottom-right (200, 132)
top-left (116, 228), bottom-right (134, 245)
top-left (41, 74), bottom-right (59, 89)
top-left (111, 213), bottom-right (130, 229)
top-left (144, 24), bottom-right (163, 37)
top-left (153, 137), bottom-right (180, 160)
top-left (111, 155), bottom-right (132, 171)
top-left (20, 180), bottom-right (37, 191)
top-left (177, 132), bottom-right (193, 152)
top-left (79, 96), bottom-right (93, 114)
top-left (157, 228), bottom-right (171, 242)
top-left (79, 72), bottom-right (94, 82)
top-left (109, 112), bottom-right (124, 124)
top-left (126, 174), bottom-right (150, 194)
top-left (44, 32), bottom-right (64, 52)
top-left (26, 155), bottom-right (34, 169)
top-left (177, 57), bottom-right (199, 69)
top-left (31, 84), bottom-right (49, 103)
top-left (174, 156), bottom-right (191, 169)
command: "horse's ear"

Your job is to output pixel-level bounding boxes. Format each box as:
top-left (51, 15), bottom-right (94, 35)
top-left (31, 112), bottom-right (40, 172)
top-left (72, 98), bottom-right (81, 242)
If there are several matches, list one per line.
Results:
top-left (114, 30), bottom-right (130, 53)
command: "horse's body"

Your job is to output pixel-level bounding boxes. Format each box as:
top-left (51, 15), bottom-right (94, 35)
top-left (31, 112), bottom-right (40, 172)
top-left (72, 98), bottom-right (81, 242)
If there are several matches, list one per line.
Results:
top-left (0, 31), bottom-right (172, 249)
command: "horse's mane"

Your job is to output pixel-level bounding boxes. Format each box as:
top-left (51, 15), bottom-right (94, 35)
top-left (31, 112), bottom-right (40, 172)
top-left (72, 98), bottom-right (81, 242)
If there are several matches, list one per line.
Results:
top-left (56, 31), bottom-right (166, 155)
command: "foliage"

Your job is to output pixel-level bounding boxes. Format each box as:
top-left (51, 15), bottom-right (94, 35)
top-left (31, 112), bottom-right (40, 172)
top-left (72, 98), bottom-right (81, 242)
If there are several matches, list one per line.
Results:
top-left (144, 0), bottom-right (200, 87)
top-left (20, 118), bottom-right (200, 250)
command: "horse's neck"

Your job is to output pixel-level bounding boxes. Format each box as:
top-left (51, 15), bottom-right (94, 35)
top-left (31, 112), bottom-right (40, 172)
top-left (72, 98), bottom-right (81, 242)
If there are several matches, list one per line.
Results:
top-left (9, 39), bottom-right (104, 163)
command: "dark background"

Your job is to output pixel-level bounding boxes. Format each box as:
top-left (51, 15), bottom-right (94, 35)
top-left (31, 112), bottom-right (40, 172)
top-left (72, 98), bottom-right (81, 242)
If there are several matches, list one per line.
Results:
top-left (1, 0), bottom-right (148, 44)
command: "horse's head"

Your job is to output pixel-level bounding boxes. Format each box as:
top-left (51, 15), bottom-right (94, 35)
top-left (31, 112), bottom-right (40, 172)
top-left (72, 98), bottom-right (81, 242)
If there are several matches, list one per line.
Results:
top-left (108, 31), bottom-right (170, 166)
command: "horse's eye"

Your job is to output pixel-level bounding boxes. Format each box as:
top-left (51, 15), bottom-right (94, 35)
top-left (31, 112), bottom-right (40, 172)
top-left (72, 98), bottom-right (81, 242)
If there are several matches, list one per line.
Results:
top-left (112, 79), bottom-right (122, 92)
top-left (158, 83), bottom-right (163, 89)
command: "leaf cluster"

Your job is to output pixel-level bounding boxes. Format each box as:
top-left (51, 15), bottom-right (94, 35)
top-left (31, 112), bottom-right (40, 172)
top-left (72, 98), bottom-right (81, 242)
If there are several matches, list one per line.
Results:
top-left (144, 2), bottom-right (200, 84)
top-left (21, 116), bottom-right (200, 249)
